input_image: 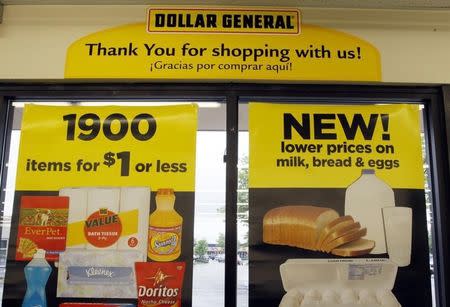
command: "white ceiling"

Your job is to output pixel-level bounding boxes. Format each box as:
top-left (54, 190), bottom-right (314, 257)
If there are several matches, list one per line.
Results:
top-left (0, 0), bottom-right (450, 9)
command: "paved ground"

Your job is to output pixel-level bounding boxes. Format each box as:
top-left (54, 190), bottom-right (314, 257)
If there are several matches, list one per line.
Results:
top-left (192, 260), bottom-right (248, 307)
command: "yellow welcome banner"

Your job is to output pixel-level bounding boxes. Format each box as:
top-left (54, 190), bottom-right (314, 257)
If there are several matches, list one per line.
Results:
top-left (65, 8), bottom-right (381, 81)
top-left (16, 104), bottom-right (198, 191)
top-left (249, 103), bottom-right (424, 189)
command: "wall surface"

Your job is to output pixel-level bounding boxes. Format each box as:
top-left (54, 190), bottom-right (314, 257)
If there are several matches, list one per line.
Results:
top-left (0, 5), bottom-right (449, 83)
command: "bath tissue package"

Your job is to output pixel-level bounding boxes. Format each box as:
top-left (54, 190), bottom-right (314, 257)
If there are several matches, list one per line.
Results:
top-left (59, 186), bottom-right (151, 254)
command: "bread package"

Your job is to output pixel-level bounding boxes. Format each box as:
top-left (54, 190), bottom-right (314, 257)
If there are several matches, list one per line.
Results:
top-left (263, 205), bottom-right (339, 250)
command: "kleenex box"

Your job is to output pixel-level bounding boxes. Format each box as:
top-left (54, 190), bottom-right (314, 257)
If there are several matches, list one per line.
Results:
top-left (279, 258), bottom-right (401, 307)
top-left (57, 249), bottom-right (144, 298)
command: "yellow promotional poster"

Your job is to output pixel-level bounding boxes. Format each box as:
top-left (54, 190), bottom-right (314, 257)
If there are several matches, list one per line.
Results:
top-left (248, 102), bottom-right (431, 307)
top-left (16, 104), bottom-right (197, 191)
top-left (65, 7), bottom-right (381, 81)
top-left (4, 104), bottom-right (198, 306)
top-left (249, 103), bottom-right (423, 189)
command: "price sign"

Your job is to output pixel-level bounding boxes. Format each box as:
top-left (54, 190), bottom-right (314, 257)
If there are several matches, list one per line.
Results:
top-left (63, 113), bottom-right (157, 141)
top-left (15, 104), bottom-right (198, 191)
top-left (103, 151), bottom-right (131, 176)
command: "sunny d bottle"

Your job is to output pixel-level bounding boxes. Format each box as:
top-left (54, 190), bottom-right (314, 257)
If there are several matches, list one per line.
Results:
top-left (148, 189), bottom-right (183, 261)
top-left (345, 169), bottom-right (395, 254)
top-left (22, 249), bottom-right (51, 307)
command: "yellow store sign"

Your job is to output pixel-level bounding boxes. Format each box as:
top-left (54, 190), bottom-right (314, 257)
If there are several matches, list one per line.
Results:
top-left (65, 7), bottom-right (381, 81)
top-left (146, 7), bottom-right (300, 34)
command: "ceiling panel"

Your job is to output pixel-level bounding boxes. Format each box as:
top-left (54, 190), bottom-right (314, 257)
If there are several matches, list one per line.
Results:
top-left (0, 0), bottom-right (450, 9)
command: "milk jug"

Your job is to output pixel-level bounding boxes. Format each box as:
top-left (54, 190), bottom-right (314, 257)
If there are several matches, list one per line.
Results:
top-left (345, 169), bottom-right (395, 254)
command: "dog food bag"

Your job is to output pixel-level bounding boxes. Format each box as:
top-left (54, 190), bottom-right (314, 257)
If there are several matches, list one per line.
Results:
top-left (16, 195), bottom-right (69, 261)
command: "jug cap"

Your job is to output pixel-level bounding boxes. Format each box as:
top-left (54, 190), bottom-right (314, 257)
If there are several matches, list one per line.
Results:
top-left (34, 249), bottom-right (46, 259)
top-left (157, 188), bottom-right (174, 196)
top-left (362, 169), bottom-right (375, 175)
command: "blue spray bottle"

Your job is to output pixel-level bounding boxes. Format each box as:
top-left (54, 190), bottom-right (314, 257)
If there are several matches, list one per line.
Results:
top-left (22, 249), bottom-right (51, 307)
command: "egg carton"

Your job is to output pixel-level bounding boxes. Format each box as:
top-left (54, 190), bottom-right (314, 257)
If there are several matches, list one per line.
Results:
top-left (279, 259), bottom-right (401, 307)
top-left (280, 288), bottom-right (400, 307)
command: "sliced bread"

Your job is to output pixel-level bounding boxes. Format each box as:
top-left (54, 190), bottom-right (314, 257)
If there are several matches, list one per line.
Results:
top-left (322, 227), bottom-right (367, 253)
top-left (315, 215), bottom-right (354, 250)
top-left (319, 222), bottom-right (361, 252)
top-left (331, 238), bottom-right (376, 257)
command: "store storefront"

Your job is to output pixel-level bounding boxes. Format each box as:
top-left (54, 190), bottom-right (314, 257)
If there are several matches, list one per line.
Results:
top-left (0, 4), bottom-right (449, 307)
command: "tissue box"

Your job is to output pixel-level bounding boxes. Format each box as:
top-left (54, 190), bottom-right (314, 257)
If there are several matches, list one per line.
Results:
top-left (57, 249), bottom-right (144, 298)
top-left (279, 259), bottom-right (401, 307)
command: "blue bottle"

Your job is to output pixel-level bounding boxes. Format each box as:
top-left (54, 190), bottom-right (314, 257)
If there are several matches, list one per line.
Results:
top-left (22, 249), bottom-right (51, 307)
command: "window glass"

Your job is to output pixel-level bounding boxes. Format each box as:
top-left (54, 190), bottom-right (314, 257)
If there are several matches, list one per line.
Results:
top-left (0, 100), bottom-right (226, 307)
top-left (243, 101), bottom-right (436, 307)
top-left (0, 97), bottom-right (440, 307)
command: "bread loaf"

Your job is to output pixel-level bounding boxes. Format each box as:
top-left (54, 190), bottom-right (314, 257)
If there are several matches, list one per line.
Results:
top-left (331, 238), bottom-right (375, 256)
top-left (315, 215), bottom-right (354, 250)
top-left (263, 205), bottom-right (339, 250)
top-left (263, 206), bottom-right (373, 257)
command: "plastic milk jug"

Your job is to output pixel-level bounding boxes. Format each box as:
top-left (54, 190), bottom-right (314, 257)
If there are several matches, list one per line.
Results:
top-left (345, 169), bottom-right (395, 254)
top-left (148, 188), bottom-right (183, 262)
top-left (22, 249), bottom-right (51, 307)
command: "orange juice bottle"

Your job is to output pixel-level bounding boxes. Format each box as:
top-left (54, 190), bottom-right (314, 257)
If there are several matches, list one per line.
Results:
top-left (148, 188), bottom-right (182, 261)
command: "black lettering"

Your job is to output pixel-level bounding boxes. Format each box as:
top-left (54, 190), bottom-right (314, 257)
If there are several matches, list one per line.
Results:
top-left (47, 161), bottom-right (64, 172)
top-left (243, 15), bottom-right (253, 28)
top-left (38, 162), bottom-right (47, 171)
top-left (97, 43), bottom-right (107, 56)
top-left (314, 114), bottom-right (337, 139)
top-left (155, 14), bottom-right (165, 27)
top-left (64, 162), bottom-right (72, 171)
top-left (234, 15), bottom-right (242, 27)
top-left (274, 16), bottom-right (285, 29)
top-left (179, 163), bottom-right (187, 172)
top-left (286, 15), bottom-right (295, 29)
top-left (254, 15), bottom-right (262, 28)
top-left (223, 15), bottom-right (232, 28)
top-left (85, 43), bottom-right (97, 56)
top-left (277, 158), bottom-right (289, 167)
top-left (338, 113), bottom-right (378, 140)
top-left (283, 113), bottom-right (310, 140)
top-left (206, 14), bottom-right (217, 28)
top-left (167, 14), bottom-right (177, 27)
top-left (194, 14), bottom-right (205, 27)
top-left (264, 15), bottom-right (274, 28)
